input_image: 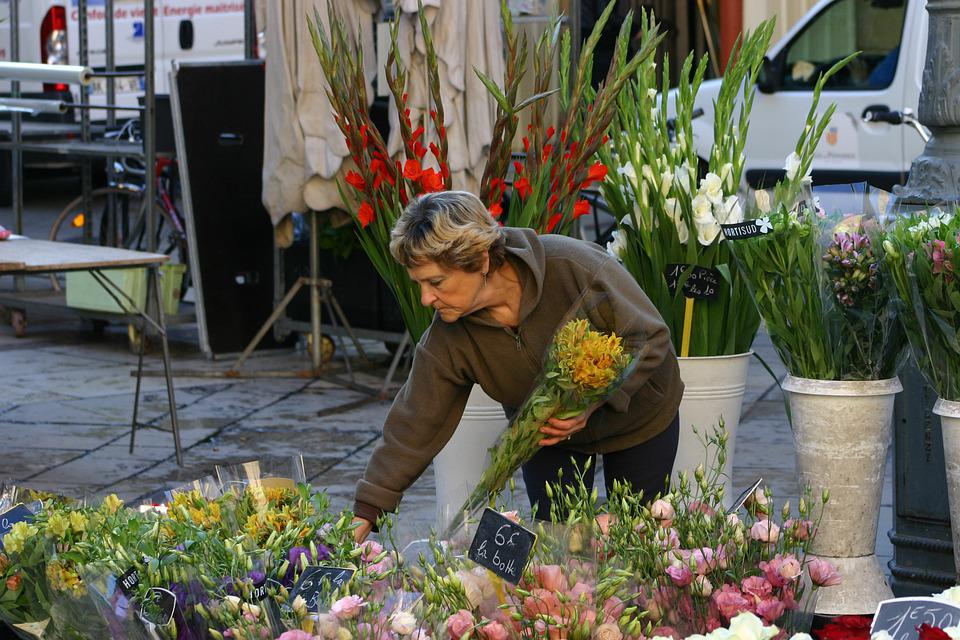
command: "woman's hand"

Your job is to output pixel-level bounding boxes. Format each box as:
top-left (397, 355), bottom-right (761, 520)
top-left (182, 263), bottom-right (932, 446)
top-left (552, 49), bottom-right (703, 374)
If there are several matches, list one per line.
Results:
top-left (352, 516), bottom-right (374, 543)
top-left (539, 404), bottom-right (600, 446)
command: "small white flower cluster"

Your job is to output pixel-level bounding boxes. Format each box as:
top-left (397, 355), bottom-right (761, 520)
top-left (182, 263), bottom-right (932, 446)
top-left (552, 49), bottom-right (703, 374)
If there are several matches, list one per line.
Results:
top-left (908, 209), bottom-right (955, 238)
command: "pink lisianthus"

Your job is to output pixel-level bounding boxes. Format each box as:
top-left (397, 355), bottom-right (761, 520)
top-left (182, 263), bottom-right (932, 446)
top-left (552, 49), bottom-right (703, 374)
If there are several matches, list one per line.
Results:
top-left (712, 584), bottom-right (751, 621)
top-left (692, 575), bottom-right (714, 598)
top-left (756, 597), bottom-right (786, 623)
top-left (749, 519), bottom-right (780, 543)
top-left (276, 632), bottom-right (315, 640)
top-left (594, 623), bottom-right (624, 640)
top-left (500, 510), bottom-right (520, 523)
top-left (741, 576), bottom-right (773, 604)
top-left (330, 594), bottom-right (365, 620)
top-left (666, 563), bottom-right (693, 587)
top-left (603, 595), bottom-right (626, 624)
top-left (656, 527), bottom-right (681, 550)
top-left (477, 620), bottom-right (509, 640)
top-left (759, 553), bottom-right (801, 587)
top-left (808, 558), bottom-right (843, 587)
top-left (533, 564), bottom-right (566, 592)
top-left (690, 547), bottom-right (718, 575)
top-left (595, 513), bottom-right (613, 536)
top-left (651, 499), bottom-right (676, 522)
top-left (523, 588), bottom-right (563, 618)
top-left (783, 518), bottom-right (815, 541)
top-left (445, 609), bottom-right (476, 640)
top-left (650, 626), bottom-right (681, 639)
top-left (570, 581), bottom-right (593, 603)
top-left (688, 501), bottom-right (717, 517)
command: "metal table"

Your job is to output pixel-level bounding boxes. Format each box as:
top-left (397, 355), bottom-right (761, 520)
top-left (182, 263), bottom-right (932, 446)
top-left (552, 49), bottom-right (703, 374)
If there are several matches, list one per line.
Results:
top-left (0, 237), bottom-right (183, 465)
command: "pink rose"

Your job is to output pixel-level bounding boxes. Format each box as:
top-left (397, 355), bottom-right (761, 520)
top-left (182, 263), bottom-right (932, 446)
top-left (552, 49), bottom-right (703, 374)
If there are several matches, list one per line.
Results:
top-left (808, 558), bottom-right (842, 587)
top-left (749, 519), bottom-right (780, 543)
top-left (594, 623), bottom-right (624, 640)
top-left (330, 594), bottom-right (364, 620)
top-left (741, 576), bottom-right (773, 603)
top-left (533, 564), bottom-right (566, 592)
top-left (666, 563), bottom-right (693, 587)
top-left (712, 584), bottom-right (751, 621)
top-left (756, 597), bottom-right (786, 623)
top-left (276, 632), bottom-right (315, 640)
top-left (445, 609), bottom-right (475, 640)
top-left (477, 620), bottom-right (509, 640)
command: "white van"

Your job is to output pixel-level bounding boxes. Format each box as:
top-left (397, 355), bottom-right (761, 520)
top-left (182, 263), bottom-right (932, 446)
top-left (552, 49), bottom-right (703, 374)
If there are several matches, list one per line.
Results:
top-left (0, 0), bottom-right (247, 112)
top-left (692, 0), bottom-right (924, 191)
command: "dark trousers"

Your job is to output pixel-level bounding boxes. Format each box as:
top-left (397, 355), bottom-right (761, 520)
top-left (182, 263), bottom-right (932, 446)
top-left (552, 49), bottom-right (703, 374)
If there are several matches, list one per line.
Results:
top-left (521, 413), bottom-right (680, 520)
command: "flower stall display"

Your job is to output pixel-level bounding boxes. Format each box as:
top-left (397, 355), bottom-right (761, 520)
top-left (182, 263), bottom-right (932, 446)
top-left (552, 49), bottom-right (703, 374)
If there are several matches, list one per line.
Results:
top-left (883, 207), bottom-right (960, 575)
top-left (721, 58), bottom-right (904, 615)
top-left (0, 442), bottom-right (843, 640)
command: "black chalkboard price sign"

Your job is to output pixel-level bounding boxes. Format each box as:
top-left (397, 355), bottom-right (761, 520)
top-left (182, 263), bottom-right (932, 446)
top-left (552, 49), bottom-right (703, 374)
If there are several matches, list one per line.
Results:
top-left (664, 264), bottom-right (722, 301)
top-left (871, 597), bottom-right (960, 640)
top-left (0, 504), bottom-right (34, 552)
top-left (467, 508), bottom-right (537, 584)
top-left (288, 566), bottom-right (355, 612)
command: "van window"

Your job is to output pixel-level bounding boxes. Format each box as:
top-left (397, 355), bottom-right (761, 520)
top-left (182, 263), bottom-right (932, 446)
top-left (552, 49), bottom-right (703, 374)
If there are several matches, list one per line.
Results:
top-left (781, 0), bottom-right (907, 91)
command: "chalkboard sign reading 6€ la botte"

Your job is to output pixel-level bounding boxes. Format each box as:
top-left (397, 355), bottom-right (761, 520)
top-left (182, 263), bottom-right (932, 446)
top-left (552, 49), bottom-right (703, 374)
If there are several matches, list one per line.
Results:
top-left (288, 566), bottom-right (355, 612)
top-left (467, 508), bottom-right (537, 584)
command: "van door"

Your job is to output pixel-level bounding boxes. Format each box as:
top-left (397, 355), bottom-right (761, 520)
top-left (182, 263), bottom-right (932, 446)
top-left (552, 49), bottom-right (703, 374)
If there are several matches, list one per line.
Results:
top-left (744, 0), bottom-right (910, 191)
top-left (157, 0), bottom-right (245, 69)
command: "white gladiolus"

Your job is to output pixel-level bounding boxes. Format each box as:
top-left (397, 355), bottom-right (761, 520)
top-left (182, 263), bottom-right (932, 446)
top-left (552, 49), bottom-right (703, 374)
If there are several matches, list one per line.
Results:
top-left (692, 194), bottom-right (713, 221)
top-left (678, 131), bottom-right (687, 153)
top-left (696, 213), bottom-right (722, 246)
top-left (720, 162), bottom-right (734, 191)
top-left (784, 151), bottom-right (812, 183)
top-left (647, 88), bottom-right (658, 100)
top-left (674, 161), bottom-right (693, 194)
top-left (660, 167), bottom-right (674, 197)
top-left (664, 197), bottom-right (688, 245)
top-left (607, 229), bottom-right (628, 261)
top-left (700, 172), bottom-right (724, 205)
top-left (715, 195), bottom-right (743, 224)
top-left (617, 162), bottom-right (637, 181)
top-left (641, 163), bottom-right (656, 186)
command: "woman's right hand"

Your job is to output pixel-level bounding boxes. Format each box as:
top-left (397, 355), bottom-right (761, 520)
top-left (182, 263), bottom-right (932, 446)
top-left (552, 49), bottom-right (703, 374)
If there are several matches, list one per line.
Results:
top-left (352, 516), bottom-right (374, 543)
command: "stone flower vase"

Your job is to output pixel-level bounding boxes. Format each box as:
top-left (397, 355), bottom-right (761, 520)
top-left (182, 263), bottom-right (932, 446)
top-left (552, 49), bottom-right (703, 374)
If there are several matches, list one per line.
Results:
top-left (432, 385), bottom-right (508, 530)
top-left (673, 352), bottom-right (752, 508)
top-left (935, 398), bottom-right (960, 576)
top-left (783, 375), bottom-right (902, 615)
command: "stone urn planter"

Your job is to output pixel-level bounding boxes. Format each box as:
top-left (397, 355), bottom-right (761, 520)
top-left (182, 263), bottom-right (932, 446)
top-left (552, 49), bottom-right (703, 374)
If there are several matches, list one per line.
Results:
top-left (935, 398), bottom-right (960, 577)
top-left (673, 352), bottom-right (752, 507)
top-left (432, 385), bottom-right (507, 530)
top-left (783, 375), bottom-right (902, 615)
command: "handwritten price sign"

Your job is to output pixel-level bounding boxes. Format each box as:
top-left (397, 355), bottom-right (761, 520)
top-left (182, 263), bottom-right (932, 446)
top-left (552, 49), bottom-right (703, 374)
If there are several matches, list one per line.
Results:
top-left (664, 264), bottom-right (722, 301)
top-left (288, 566), bottom-right (355, 612)
top-left (467, 509), bottom-right (536, 584)
top-left (871, 597), bottom-right (960, 640)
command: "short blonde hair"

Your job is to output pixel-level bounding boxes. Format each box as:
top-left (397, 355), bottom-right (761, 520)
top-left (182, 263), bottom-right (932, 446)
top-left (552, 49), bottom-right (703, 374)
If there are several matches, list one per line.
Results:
top-left (390, 191), bottom-right (505, 272)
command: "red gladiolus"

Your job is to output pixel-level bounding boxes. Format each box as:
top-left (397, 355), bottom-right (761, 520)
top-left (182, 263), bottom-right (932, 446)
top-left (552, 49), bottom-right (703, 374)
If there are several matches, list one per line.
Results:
top-left (411, 125), bottom-right (425, 141)
top-left (345, 170), bottom-right (366, 191)
top-left (588, 161), bottom-right (608, 182)
top-left (430, 109), bottom-right (438, 119)
top-left (573, 199), bottom-right (590, 218)
top-left (547, 126), bottom-right (556, 139)
top-left (513, 160), bottom-right (524, 176)
top-left (402, 92), bottom-right (408, 103)
top-left (547, 194), bottom-right (558, 211)
top-left (438, 126), bottom-right (446, 140)
top-left (488, 202), bottom-right (503, 219)
top-left (546, 213), bottom-right (562, 233)
top-left (359, 124), bottom-right (369, 147)
top-left (515, 177), bottom-right (532, 199)
top-left (602, 134), bottom-right (609, 144)
top-left (403, 159), bottom-right (422, 180)
top-left (542, 144), bottom-right (553, 161)
top-left (429, 142), bottom-right (441, 160)
top-left (420, 168), bottom-right (443, 193)
top-left (414, 141), bottom-right (428, 159)
top-left (357, 201), bottom-right (375, 228)
top-left (522, 136), bottom-right (530, 153)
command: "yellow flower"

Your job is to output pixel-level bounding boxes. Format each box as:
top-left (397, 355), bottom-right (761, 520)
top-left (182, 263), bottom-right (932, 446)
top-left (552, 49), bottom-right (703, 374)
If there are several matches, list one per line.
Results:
top-left (69, 511), bottom-right (88, 534)
top-left (102, 494), bottom-right (124, 514)
top-left (3, 521), bottom-right (39, 555)
top-left (554, 319), bottom-right (626, 391)
top-left (45, 512), bottom-right (70, 539)
top-left (45, 560), bottom-right (85, 596)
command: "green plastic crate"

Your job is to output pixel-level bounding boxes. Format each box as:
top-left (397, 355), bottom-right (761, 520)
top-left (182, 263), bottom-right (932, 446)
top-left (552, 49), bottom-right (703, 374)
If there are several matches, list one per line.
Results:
top-left (66, 264), bottom-right (186, 317)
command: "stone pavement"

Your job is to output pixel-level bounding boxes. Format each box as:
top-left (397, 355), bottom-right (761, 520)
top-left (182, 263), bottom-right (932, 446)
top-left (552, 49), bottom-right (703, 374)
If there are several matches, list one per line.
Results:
top-left (0, 177), bottom-right (893, 566)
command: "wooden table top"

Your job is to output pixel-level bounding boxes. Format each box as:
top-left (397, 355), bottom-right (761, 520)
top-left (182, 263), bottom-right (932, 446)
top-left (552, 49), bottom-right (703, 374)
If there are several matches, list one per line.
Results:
top-left (0, 237), bottom-right (169, 274)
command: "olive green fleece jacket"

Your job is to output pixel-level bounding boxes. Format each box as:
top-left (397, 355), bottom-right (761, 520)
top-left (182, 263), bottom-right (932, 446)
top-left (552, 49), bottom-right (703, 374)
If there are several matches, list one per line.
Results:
top-left (354, 227), bottom-right (683, 522)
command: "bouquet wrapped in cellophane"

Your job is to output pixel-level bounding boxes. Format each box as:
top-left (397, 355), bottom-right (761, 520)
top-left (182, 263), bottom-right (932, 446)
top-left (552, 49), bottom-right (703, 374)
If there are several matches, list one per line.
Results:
top-left (447, 295), bottom-right (639, 536)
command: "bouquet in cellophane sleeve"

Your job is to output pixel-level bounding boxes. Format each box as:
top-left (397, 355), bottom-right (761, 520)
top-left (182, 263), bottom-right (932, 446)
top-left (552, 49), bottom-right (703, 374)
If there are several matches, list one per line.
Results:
top-left (447, 291), bottom-right (640, 536)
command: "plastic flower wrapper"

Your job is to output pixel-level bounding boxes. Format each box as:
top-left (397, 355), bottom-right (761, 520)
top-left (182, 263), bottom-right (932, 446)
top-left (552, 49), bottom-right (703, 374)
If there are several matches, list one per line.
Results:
top-left (447, 291), bottom-right (640, 536)
top-left (814, 183), bottom-right (905, 380)
top-left (79, 562), bottom-right (155, 640)
top-left (164, 476), bottom-right (241, 540)
top-left (882, 206), bottom-right (960, 401)
top-left (199, 546), bottom-right (284, 640)
top-left (0, 500), bottom-right (52, 640)
top-left (215, 455), bottom-right (307, 496)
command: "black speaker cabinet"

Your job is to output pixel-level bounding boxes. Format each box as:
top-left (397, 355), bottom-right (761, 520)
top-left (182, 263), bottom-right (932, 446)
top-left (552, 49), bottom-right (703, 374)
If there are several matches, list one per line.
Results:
top-left (171, 61), bottom-right (281, 358)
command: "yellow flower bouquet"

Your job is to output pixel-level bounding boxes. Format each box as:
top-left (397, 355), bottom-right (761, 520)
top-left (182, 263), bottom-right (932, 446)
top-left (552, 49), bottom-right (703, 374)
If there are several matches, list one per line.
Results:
top-left (448, 317), bottom-right (637, 535)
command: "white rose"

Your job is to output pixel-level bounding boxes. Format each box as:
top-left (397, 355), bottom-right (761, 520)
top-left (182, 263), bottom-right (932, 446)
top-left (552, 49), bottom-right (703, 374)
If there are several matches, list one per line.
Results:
top-left (715, 195), bottom-right (743, 225)
top-left (595, 623), bottom-right (624, 640)
top-left (790, 634), bottom-right (814, 640)
top-left (942, 628), bottom-right (960, 640)
top-left (935, 586), bottom-right (960, 604)
top-left (700, 172), bottom-right (724, 205)
top-left (870, 632), bottom-right (895, 640)
top-left (728, 611), bottom-right (778, 640)
top-left (391, 611), bottom-right (418, 636)
top-left (707, 629), bottom-right (736, 640)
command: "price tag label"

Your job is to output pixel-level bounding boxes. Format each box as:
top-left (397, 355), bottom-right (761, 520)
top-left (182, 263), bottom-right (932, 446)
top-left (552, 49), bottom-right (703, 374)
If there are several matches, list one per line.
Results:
top-left (721, 217), bottom-right (773, 240)
top-left (665, 264), bottom-right (722, 300)
top-left (139, 587), bottom-right (177, 628)
top-left (117, 566), bottom-right (141, 598)
top-left (871, 597), bottom-right (960, 640)
top-left (0, 504), bottom-right (34, 552)
top-left (467, 508), bottom-right (536, 584)
top-left (288, 566), bottom-right (355, 612)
